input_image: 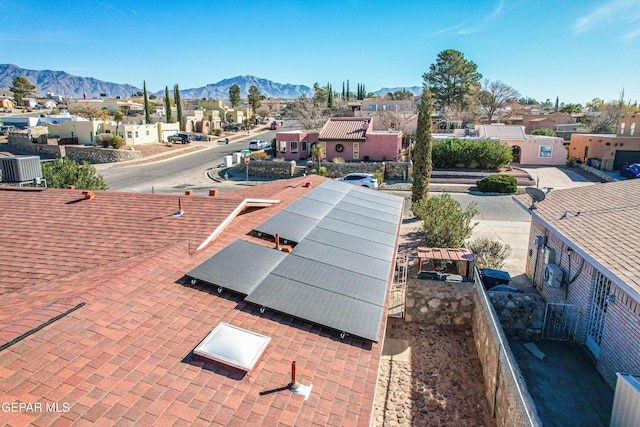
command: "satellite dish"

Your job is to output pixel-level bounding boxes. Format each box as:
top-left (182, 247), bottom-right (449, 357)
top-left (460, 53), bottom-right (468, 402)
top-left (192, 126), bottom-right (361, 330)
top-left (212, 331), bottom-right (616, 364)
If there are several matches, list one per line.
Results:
top-left (526, 187), bottom-right (546, 210)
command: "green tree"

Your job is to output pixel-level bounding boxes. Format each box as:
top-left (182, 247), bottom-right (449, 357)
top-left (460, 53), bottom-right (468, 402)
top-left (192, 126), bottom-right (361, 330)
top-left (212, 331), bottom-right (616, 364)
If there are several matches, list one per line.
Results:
top-left (342, 82), bottom-right (345, 99)
top-left (174, 84), bottom-right (183, 131)
top-left (412, 88), bottom-right (434, 205)
top-left (10, 76), bottom-right (36, 106)
top-left (164, 86), bottom-right (172, 123)
top-left (412, 192), bottom-right (478, 248)
top-left (42, 159), bottom-right (109, 190)
top-left (393, 89), bottom-right (412, 100)
top-left (531, 128), bottom-right (557, 137)
top-left (113, 110), bottom-right (124, 136)
top-left (311, 143), bottom-right (324, 173)
top-left (247, 85), bottom-right (262, 112)
top-left (423, 49), bottom-right (482, 112)
top-left (143, 80), bottom-right (151, 124)
top-left (346, 80), bottom-right (350, 101)
top-left (327, 83), bottom-right (334, 109)
top-left (559, 103), bottom-right (582, 114)
top-left (229, 84), bottom-right (241, 107)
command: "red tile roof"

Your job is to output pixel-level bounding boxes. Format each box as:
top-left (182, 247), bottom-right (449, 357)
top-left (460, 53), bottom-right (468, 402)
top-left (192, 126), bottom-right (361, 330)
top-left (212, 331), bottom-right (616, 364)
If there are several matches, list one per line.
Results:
top-left (318, 118), bottom-right (371, 141)
top-left (0, 175), bottom-right (388, 426)
top-left (515, 179), bottom-right (640, 296)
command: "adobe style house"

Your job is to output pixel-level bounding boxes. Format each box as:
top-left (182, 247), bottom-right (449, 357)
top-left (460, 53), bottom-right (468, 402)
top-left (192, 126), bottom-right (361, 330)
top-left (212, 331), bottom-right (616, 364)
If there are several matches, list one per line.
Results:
top-left (521, 114), bottom-right (575, 133)
top-left (0, 176), bottom-right (402, 426)
top-left (515, 180), bottom-right (640, 388)
top-left (275, 117), bottom-right (402, 161)
top-left (475, 124), bottom-right (568, 165)
top-left (569, 113), bottom-right (640, 171)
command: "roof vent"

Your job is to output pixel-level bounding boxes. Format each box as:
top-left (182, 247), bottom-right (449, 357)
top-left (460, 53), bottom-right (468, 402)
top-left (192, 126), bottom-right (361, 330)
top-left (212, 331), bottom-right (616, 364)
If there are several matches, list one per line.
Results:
top-left (194, 322), bottom-right (270, 371)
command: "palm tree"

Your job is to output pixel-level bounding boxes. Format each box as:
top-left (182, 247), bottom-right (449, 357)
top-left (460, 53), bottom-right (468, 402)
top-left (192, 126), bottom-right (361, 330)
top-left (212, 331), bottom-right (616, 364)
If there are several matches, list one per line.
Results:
top-left (311, 143), bottom-right (324, 174)
top-left (113, 110), bottom-right (124, 136)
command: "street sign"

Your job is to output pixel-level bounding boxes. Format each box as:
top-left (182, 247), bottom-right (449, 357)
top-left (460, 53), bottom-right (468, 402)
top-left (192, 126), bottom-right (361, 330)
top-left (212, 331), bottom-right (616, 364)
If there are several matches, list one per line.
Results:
top-left (244, 156), bottom-right (250, 164)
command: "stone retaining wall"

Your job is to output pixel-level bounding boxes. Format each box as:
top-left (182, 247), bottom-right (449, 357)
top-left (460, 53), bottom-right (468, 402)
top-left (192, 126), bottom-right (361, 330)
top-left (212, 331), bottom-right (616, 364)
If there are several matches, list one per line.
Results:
top-left (489, 291), bottom-right (545, 341)
top-left (8, 135), bottom-right (142, 163)
top-left (303, 161), bottom-right (412, 180)
top-left (576, 163), bottom-right (617, 182)
top-left (405, 278), bottom-right (474, 326)
top-left (242, 160), bottom-right (296, 178)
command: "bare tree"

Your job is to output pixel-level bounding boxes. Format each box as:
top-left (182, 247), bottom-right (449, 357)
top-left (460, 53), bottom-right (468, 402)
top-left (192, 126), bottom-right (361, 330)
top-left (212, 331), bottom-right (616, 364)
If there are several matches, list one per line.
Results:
top-left (377, 109), bottom-right (417, 135)
top-left (72, 103), bottom-right (110, 121)
top-left (287, 96), bottom-right (330, 129)
top-left (478, 80), bottom-right (520, 123)
top-left (586, 101), bottom-right (631, 133)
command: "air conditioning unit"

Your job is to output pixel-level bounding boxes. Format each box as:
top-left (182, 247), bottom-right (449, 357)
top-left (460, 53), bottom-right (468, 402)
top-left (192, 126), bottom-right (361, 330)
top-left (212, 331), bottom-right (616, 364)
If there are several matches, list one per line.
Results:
top-left (0, 156), bottom-right (43, 183)
top-left (544, 263), bottom-right (563, 288)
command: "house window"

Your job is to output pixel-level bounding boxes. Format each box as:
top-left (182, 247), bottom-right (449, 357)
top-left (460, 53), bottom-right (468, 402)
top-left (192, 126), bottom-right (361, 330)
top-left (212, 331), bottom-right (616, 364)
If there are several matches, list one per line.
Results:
top-left (630, 123), bottom-right (635, 136)
top-left (301, 141), bottom-right (307, 152)
top-left (290, 141), bottom-right (298, 153)
top-left (353, 142), bottom-right (360, 159)
top-left (369, 105), bottom-right (376, 111)
top-left (279, 141), bottom-right (286, 153)
top-left (135, 131), bottom-right (139, 138)
top-left (127, 131), bottom-right (132, 138)
top-left (619, 122), bottom-right (625, 135)
top-left (539, 145), bottom-right (552, 158)
top-left (146, 130), bottom-right (150, 136)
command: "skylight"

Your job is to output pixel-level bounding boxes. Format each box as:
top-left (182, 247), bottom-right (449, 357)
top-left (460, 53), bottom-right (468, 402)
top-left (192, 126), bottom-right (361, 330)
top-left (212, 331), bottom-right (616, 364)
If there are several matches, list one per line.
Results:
top-left (194, 323), bottom-right (270, 371)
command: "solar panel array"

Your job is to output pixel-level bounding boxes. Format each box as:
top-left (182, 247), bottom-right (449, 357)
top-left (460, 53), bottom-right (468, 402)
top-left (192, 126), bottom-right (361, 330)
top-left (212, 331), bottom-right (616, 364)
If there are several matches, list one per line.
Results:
top-left (187, 180), bottom-right (404, 342)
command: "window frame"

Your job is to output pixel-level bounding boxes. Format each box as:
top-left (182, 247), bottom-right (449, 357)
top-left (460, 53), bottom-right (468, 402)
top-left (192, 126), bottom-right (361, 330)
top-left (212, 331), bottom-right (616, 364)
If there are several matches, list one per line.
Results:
top-left (539, 145), bottom-right (553, 158)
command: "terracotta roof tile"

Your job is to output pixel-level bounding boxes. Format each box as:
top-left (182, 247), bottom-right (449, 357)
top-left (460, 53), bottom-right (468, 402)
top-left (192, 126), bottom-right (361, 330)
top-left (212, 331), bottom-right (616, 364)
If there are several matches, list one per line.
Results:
top-left (515, 179), bottom-right (640, 295)
top-left (0, 175), bottom-right (392, 426)
top-left (318, 118), bottom-right (371, 141)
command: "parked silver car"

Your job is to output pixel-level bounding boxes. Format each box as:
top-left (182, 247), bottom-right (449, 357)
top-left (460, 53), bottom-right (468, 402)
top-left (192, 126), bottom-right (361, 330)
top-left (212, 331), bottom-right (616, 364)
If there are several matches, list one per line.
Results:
top-left (337, 173), bottom-right (379, 189)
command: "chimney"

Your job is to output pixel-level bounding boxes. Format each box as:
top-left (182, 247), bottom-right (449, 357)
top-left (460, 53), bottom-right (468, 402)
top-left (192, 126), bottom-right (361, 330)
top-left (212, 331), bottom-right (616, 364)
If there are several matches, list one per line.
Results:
top-left (82, 191), bottom-right (95, 200)
top-left (185, 190), bottom-right (193, 196)
top-left (209, 189), bottom-right (219, 197)
top-left (274, 233), bottom-right (280, 250)
top-left (302, 181), bottom-right (312, 188)
top-left (68, 185), bottom-right (76, 190)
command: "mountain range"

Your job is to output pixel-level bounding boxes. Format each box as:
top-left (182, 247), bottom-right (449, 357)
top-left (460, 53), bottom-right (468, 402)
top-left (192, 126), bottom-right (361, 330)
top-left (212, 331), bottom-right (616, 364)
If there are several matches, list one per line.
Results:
top-left (0, 64), bottom-right (421, 100)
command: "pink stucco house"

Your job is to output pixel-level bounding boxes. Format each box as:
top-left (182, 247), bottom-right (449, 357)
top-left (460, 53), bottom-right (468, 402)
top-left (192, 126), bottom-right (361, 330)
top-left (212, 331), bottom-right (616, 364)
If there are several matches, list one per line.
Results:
top-left (275, 117), bottom-right (403, 161)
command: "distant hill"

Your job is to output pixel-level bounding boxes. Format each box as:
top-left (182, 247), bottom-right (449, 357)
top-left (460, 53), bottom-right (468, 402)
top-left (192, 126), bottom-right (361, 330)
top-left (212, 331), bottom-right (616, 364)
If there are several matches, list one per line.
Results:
top-left (0, 64), bottom-right (141, 99)
top-left (166, 75), bottom-right (314, 99)
top-left (373, 86), bottom-right (422, 97)
top-left (0, 64), bottom-right (420, 100)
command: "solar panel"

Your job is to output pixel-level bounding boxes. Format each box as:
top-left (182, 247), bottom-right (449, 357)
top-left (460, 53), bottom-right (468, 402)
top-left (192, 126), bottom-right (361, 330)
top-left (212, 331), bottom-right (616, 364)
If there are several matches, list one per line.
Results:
top-left (284, 197), bottom-right (334, 220)
top-left (271, 255), bottom-right (388, 306)
top-left (302, 187), bottom-right (346, 205)
top-left (245, 275), bottom-right (384, 342)
top-left (304, 227), bottom-right (395, 261)
top-left (292, 239), bottom-right (392, 280)
top-left (317, 179), bottom-right (352, 193)
top-left (316, 216), bottom-right (398, 247)
top-left (186, 239), bottom-right (286, 295)
top-left (326, 209), bottom-right (400, 234)
top-left (340, 195), bottom-right (402, 216)
top-left (253, 211), bottom-right (318, 243)
top-left (331, 201), bottom-right (400, 224)
top-left (345, 187), bottom-right (404, 208)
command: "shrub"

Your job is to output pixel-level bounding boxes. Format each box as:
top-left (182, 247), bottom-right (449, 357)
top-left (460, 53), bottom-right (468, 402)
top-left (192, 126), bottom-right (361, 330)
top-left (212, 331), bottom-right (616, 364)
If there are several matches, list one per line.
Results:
top-left (318, 166), bottom-right (328, 177)
top-left (476, 174), bottom-right (517, 193)
top-left (42, 159), bottom-right (108, 190)
top-left (213, 128), bottom-right (223, 136)
top-left (272, 157), bottom-right (284, 162)
top-left (373, 172), bottom-right (383, 185)
top-left (531, 128), bottom-right (557, 137)
top-left (412, 192), bottom-right (478, 248)
top-left (468, 237), bottom-right (512, 269)
top-left (566, 159), bottom-right (575, 167)
top-left (95, 134), bottom-right (124, 149)
top-left (432, 138), bottom-right (512, 170)
top-left (332, 157), bottom-right (345, 163)
top-left (249, 151), bottom-right (268, 160)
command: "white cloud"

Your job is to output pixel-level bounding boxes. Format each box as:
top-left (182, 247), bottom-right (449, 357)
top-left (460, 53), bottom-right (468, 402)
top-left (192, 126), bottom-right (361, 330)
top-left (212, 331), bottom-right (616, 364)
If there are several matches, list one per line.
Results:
top-left (620, 27), bottom-right (640, 43)
top-left (458, 1), bottom-right (505, 35)
top-left (574, 0), bottom-right (640, 35)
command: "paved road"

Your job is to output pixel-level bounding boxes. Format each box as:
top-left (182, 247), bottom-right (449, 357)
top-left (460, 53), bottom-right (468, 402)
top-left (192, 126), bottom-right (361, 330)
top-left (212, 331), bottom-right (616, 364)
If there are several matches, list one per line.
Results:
top-left (98, 120), bottom-right (301, 193)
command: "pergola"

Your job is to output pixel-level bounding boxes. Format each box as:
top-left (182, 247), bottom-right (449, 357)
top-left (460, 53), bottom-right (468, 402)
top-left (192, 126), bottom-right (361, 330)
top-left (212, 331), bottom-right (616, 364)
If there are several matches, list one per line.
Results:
top-left (416, 247), bottom-right (475, 280)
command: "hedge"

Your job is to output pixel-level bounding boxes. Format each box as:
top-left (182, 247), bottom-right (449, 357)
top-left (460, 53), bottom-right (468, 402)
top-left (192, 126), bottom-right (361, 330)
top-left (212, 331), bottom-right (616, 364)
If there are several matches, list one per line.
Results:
top-left (431, 138), bottom-right (512, 170)
top-left (476, 174), bottom-right (518, 193)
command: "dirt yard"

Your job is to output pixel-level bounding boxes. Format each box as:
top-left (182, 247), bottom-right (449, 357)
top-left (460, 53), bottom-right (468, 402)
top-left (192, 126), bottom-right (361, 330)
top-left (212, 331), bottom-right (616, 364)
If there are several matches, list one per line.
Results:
top-left (372, 214), bottom-right (494, 427)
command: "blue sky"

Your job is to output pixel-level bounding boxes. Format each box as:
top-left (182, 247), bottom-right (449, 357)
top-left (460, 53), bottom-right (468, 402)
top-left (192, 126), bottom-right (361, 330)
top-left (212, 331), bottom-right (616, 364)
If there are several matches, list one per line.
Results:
top-left (3, 0), bottom-right (639, 104)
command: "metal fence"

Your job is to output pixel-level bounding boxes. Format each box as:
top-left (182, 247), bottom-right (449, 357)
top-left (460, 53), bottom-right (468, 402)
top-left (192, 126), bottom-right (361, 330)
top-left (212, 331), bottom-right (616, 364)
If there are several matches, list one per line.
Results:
top-left (472, 267), bottom-right (543, 427)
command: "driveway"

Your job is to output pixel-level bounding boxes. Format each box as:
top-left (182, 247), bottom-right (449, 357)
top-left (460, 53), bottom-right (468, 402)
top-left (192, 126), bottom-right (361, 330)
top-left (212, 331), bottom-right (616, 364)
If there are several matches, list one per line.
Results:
top-left (517, 165), bottom-right (601, 190)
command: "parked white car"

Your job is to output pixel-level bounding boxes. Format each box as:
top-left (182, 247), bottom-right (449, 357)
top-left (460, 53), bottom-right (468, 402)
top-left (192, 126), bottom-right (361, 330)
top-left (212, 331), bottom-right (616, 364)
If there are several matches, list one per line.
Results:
top-left (337, 173), bottom-right (379, 189)
top-left (248, 139), bottom-right (270, 151)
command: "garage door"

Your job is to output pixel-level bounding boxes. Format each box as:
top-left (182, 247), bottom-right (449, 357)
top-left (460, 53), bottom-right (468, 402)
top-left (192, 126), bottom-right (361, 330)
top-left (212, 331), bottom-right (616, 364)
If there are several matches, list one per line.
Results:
top-left (161, 130), bottom-right (175, 142)
top-left (613, 150), bottom-right (640, 170)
